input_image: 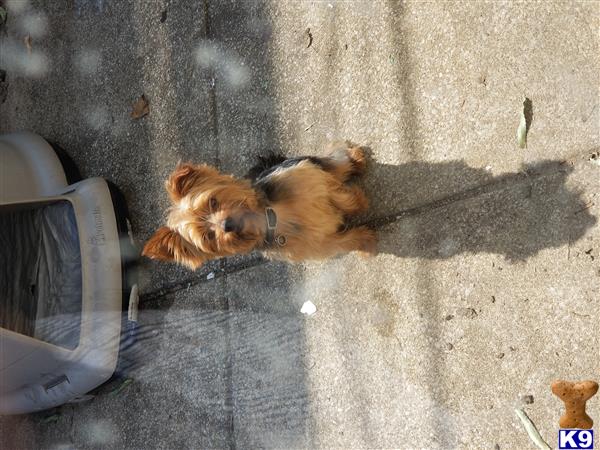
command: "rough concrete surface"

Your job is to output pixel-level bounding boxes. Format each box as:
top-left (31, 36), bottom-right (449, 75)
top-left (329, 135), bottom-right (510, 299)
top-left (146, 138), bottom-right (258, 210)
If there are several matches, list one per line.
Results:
top-left (1, 0), bottom-right (599, 449)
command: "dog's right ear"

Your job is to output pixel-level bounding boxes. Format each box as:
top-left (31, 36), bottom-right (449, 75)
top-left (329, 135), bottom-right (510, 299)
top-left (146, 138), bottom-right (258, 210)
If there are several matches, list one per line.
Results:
top-left (166, 163), bottom-right (219, 202)
top-left (142, 226), bottom-right (207, 270)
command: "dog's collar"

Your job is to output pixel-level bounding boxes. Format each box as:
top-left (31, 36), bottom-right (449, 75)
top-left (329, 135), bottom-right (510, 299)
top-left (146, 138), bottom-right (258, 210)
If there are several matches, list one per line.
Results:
top-left (264, 207), bottom-right (286, 247)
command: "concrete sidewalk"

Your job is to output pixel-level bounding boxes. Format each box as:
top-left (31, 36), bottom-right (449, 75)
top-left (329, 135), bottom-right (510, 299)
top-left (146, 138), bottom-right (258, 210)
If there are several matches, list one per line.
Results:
top-left (1, 1), bottom-right (598, 449)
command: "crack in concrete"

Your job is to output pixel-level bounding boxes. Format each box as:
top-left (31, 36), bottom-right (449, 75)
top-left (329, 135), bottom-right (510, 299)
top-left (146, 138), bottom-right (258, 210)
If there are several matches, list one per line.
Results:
top-left (201, 2), bottom-right (234, 448)
top-left (202, 0), bottom-right (220, 169)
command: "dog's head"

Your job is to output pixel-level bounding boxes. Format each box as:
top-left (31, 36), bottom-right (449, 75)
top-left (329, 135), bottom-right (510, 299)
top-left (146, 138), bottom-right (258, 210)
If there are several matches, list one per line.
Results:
top-left (142, 163), bottom-right (264, 269)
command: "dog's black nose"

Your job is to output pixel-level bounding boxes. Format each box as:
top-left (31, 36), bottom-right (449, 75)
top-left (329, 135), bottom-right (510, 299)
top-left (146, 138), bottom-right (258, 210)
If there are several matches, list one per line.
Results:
top-left (221, 218), bottom-right (236, 233)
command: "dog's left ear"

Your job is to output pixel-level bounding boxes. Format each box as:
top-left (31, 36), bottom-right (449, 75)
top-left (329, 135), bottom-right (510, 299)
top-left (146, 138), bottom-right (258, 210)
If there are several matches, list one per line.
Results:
top-left (142, 226), bottom-right (207, 270)
top-left (166, 163), bottom-right (219, 202)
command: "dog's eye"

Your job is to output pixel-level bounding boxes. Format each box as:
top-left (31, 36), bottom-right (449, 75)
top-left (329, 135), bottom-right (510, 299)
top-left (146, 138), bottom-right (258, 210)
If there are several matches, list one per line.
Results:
top-left (206, 230), bottom-right (216, 240)
top-left (209, 198), bottom-right (218, 210)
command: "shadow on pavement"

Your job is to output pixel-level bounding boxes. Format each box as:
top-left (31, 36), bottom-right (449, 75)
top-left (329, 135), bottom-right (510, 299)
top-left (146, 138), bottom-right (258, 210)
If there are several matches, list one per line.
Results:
top-left (363, 159), bottom-right (595, 261)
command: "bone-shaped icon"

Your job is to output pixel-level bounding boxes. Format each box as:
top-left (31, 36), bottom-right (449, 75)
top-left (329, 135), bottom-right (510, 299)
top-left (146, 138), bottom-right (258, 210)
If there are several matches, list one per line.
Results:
top-left (551, 380), bottom-right (598, 429)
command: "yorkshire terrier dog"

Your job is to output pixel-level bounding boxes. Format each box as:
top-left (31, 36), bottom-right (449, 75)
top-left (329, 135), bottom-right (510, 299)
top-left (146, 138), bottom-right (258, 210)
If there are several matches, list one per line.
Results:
top-left (142, 142), bottom-right (377, 269)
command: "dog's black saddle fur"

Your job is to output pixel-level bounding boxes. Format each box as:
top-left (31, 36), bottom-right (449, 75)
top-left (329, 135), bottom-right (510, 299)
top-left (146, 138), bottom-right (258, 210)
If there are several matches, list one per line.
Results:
top-left (246, 154), bottom-right (327, 182)
top-left (247, 153), bottom-right (330, 203)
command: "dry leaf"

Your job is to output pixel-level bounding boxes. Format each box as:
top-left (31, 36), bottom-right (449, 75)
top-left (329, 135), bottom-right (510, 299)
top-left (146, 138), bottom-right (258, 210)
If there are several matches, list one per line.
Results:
top-left (131, 95), bottom-right (149, 119)
top-left (24, 35), bottom-right (32, 55)
top-left (516, 97), bottom-right (533, 149)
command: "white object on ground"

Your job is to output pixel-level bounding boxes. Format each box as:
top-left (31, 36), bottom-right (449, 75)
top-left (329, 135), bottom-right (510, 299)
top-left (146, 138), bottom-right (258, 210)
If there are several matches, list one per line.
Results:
top-left (128, 284), bottom-right (139, 322)
top-left (301, 301), bottom-right (317, 315)
top-left (514, 408), bottom-right (551, 450)
top-left (516, 97), bottom-right (530, 149)
top-left (206, 272), bottom-right (215, 280)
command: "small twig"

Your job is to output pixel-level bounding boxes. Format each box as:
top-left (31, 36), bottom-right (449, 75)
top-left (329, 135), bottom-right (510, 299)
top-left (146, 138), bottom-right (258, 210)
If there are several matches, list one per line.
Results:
top-left (305, 28), bottom-right (313, 48)
top-left (304, 122), bottom-right (315, 132)
top-left (515, 408), bottom-right (551, 450)
top-left (109, 378), bottom-right (133, 396)
top-left (582, 103), bottom-right (598, 123)
top-left (574, 202), bottom-right (594, 215)
top-left (24, 35), bottom-right (32, 55)
top-left (41, 413), bottom-right (60, 424)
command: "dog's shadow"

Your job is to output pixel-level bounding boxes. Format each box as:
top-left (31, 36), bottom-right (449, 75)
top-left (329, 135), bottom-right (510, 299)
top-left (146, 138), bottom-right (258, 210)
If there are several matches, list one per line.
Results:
top-left (357, 158), bottom-right (595, 261)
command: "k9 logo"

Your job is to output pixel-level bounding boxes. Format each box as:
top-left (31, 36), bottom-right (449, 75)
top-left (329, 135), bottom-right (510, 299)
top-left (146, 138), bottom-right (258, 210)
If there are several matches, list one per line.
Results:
top-left (559, 429), bottom-right (594, 450)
